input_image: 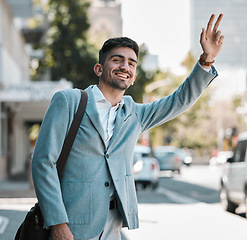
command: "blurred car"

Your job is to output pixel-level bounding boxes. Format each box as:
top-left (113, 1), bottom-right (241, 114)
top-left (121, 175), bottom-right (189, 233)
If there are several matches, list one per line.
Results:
top-left (133, 145), bottom-right (160, 190)
top-left (177, 148), bottom-right (193, 166)
top-left (209, 150), bottom-right (233, 165)
top-left (153, 146), bottom-right (183, 174)
top-left (220, 131), bottom-right (247, 216)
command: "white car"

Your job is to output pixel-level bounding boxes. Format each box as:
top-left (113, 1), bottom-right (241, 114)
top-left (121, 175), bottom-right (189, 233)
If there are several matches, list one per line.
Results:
top-left (133, 145), bottom-right (160, 190)
top-left (220, 131), bottom-right (247, 216)
top-left (209, 151), bottom-right (233, 165)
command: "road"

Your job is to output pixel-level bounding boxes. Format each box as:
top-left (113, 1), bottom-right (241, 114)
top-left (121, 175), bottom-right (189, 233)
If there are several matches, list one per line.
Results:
top-left (1, 165), bottom-right (247, 240)
top-left (122, 165), bottom-right (247, 240)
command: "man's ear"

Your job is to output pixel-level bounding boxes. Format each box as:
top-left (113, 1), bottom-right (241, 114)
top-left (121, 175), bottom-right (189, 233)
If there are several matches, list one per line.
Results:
top-left (94, 63), bottom-right (103, 77)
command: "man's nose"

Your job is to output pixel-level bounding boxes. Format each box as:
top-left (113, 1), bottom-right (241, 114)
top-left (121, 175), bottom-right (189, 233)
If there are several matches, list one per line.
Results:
top-left (119, 61), bottom-right (129, 71)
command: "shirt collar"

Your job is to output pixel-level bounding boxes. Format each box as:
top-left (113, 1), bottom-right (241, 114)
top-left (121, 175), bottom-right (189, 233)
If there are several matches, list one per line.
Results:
top-left (92, 85), bottom-right (124, 107)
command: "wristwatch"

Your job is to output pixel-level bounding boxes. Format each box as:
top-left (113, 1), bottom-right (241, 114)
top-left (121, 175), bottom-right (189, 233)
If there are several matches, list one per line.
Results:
top-left (199, 54), bottom-right (215, 67)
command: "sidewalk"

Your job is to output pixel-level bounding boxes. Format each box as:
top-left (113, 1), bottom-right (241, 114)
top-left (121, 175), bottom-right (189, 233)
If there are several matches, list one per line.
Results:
top-left (0, 181), bottom-right (35, 198)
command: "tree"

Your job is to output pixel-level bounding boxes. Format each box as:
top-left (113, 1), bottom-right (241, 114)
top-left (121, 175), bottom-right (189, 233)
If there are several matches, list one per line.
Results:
top-left (150, 52), bottom-right (213, 151)
top-left (181, 51), bottom-right (197, 73)
top-left (36, 0), bottom-right (98, 89)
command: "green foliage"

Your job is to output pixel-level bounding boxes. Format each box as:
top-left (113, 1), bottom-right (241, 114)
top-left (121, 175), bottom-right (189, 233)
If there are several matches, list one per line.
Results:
top-left (150, 52), bottom-right (216, 151)
top-left (29, 124), bottom-right (40, 141)
top-left (36, 0), bottom-right (98, 89)
top-left (181, 51), bottom-right (197, 73)
top-left (232, 95), bottom-right (242, 110)
top-left (33, 3), bottom-right (158, 93)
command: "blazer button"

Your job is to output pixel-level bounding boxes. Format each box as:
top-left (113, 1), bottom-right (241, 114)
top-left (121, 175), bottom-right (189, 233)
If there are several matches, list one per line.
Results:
top-left (106, 154), bottom-right (109, 159)
top-left (105, 182), bottom-right (109, 187)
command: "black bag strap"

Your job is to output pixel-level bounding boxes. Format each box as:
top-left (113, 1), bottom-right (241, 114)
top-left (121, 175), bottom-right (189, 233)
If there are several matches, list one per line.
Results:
top-left (56, 90), bottom-right (88, 181)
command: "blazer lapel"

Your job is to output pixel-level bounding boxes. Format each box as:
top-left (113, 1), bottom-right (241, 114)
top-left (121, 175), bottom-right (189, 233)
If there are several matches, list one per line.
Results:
top-left (107, 105), bottom-right (131, 152)
top-left (85, 87), bottom-right (106, 147)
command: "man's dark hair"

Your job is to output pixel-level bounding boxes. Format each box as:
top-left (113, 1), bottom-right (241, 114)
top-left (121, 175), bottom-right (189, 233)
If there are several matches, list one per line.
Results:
top-left (99, 37), bottom-right (139, 64)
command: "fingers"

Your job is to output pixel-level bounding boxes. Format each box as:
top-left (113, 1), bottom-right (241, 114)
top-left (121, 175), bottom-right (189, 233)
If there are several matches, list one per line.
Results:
top-left (219, 35), bottom-right (224, 44)
top-left (213, 13), bottom-right (223, 32)
top-left (200, 28), bottom-right (206, 42)
top-left (215, 30), bottom-right (222, 43)
top-left (214, 31), bottom-right (224, 44)
top-left (206, 14), bottom-right (215, 33)
top-left (206, 13), bottom-right (223, 33)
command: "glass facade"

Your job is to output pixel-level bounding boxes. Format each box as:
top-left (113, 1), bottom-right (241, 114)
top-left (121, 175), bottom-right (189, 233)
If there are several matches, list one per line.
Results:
top-left (190, 0), bottom-right (247, 68)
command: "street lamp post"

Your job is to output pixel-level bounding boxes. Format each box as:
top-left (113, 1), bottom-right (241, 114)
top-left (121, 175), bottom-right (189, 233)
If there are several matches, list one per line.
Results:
top-left (139, 78), bottom-right (172, 146)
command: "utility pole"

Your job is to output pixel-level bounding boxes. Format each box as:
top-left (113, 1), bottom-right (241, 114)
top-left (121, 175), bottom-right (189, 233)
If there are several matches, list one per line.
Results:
top-left (140, 79), bottom-right (172, 146)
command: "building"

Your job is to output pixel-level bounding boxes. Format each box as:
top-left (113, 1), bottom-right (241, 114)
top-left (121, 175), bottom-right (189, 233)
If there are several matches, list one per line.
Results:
top-left (190, 0), bottom-right (247, 101)
top-left (190, 0), bottom-right (247, 148)
top-left (0, 0), bottom-right (72, 183)
top-left (88, 0), bottom-right (122, 48)
top-left (190, 0), bottom-right (247, 69)
top-left (0, 0), bottom-right (123, 183)
top-left (0, 0), bottom-right (32, 181)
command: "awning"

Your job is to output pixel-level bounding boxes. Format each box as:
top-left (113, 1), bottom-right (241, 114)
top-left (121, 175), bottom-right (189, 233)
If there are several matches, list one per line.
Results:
top-left (0, 80), bottom-right (73, 102)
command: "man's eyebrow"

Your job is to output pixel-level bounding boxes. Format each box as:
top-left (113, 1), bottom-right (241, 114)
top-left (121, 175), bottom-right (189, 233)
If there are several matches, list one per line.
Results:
top-left (129, 58), bottom-right (138, 64)
top-left (110, 54), bottom-right (137, 64)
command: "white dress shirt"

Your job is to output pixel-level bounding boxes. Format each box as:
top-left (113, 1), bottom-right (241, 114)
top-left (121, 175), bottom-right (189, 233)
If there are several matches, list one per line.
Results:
top-left (91, 85), bottom-right (124, 148)
top-left (198, 62), bottom-right (212, 73)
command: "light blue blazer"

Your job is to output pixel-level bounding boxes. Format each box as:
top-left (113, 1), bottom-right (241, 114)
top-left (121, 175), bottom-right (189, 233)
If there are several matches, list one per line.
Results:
top-left (31, 62), bottom-right (217, 239)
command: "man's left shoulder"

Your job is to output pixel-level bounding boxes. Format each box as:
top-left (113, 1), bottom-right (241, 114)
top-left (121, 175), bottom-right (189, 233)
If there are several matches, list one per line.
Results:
top-left (123, 95), bottom-right (136, 106)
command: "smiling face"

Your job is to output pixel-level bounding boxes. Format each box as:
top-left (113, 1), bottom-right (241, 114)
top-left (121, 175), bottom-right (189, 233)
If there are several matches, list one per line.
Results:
top-left (94, 47), bottom-right (137, 91)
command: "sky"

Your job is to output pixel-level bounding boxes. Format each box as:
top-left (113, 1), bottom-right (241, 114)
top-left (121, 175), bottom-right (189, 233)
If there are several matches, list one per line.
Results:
top-left (122, 0), bottom-right (191, 74)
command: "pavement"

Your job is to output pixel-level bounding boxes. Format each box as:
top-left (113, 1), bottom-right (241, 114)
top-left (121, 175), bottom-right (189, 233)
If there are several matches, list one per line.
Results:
top-left (0, 181), bottom-right (36, 198)
top-left (1, 181), bottom-right (247, 240)
top-left (0, 181), bottom-right (130, 239)
top-left (0, 181), bottom-right (37, 239)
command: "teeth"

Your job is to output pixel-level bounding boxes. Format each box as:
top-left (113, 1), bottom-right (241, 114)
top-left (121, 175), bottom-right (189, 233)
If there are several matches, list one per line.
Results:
top-left (117, 73), bottom-right (128, 78)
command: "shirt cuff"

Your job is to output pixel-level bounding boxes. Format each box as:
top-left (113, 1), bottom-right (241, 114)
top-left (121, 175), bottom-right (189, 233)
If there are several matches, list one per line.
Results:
top-left (198, 61), bottom-right (213, 73)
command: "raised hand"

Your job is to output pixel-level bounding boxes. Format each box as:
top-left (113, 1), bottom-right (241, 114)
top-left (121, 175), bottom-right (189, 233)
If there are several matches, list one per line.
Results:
top-left (200, 14), bottom-right (224, 66)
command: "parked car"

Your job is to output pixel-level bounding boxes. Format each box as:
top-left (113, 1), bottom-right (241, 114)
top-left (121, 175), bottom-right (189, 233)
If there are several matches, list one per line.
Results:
top-left (220, 131), bottom-right (247, 216)
top-left (153, 146), bottom-right (183, 174)
top-left (133, 145), bottom-right (160, 190)
top-left (177, 148), bottom-right (193, 166)
top-left (209, 150), bottom-right (233, 165)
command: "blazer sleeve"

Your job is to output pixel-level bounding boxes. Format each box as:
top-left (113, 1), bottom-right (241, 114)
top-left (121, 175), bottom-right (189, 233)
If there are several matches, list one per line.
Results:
top-left (31, 91), bottom-right (72, 228)
top-left (136, 62), bottom-right (218, 132)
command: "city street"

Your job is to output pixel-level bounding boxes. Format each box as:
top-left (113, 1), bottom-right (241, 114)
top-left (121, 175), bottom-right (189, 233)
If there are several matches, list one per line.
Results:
top-left (1, 165), bottom-right (247, 240)
top-left (122, 165), bottom-right (247, 240)
top-left (1, 1), bottom-right (247, 240)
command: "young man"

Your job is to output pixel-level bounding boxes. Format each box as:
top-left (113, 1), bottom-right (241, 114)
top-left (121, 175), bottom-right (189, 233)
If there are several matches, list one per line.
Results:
top-left (32, 14), bottom-right (224, 240)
